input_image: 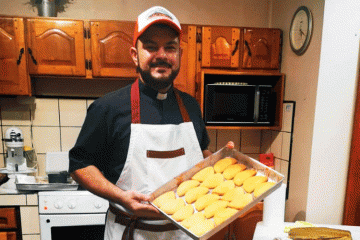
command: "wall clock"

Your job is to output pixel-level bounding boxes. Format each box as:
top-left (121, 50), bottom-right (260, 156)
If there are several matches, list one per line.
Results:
top-left (289, 6), bottom-right (313, 56)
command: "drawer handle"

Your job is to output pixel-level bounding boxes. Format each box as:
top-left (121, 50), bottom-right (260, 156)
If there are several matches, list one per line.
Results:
top-left (17, 48), bottom-right (24, 65)
top-left (232, 40), bottom-right (239, 56)
top-left (28, 48), bottom-right (38, 65)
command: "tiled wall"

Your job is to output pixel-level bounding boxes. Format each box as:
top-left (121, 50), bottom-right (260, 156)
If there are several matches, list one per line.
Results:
top-left (0, 98), bottom-right (294, 183)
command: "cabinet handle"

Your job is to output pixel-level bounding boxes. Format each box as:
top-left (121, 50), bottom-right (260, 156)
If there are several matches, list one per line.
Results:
top-left (17, 48), bottom-right (24, 65)
top-left (28, 48), bottom-right (37, 65)
top-left (244, 40), bottom-right (252, 57)
top-left (231, 40), bottom-right (239, 56)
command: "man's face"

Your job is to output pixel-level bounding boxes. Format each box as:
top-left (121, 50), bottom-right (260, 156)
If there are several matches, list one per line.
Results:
top-left (130, 24), bottom-right (181, 91)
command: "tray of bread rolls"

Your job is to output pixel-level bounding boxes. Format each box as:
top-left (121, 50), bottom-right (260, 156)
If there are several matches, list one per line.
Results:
top-left (149, 142), bottom-right (285, 240)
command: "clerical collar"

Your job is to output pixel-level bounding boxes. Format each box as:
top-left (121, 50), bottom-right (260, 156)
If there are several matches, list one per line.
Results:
top-left (157, 92), bottom-right (168, 100)
top-left (138, 79), bottom-right (172, 101)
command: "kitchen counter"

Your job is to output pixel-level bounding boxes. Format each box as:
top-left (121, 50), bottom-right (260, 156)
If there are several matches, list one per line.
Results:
top-left (253, 221), bottom-right (360, 239)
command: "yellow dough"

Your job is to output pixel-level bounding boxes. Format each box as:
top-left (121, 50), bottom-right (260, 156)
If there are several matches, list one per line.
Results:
top-left (153, 191), bottom-right (176, 208)
top-left (204, 200), bottom-right (229, 219)
top-left (254, 181), bottom-right (276, 198)
top-left (214, 157), bottom-right (238, 173)
top-left (160, 198), bottom-right (185, 215)
top-left (243, 175), bottom-right (268, 193)
top-left (200, 173), bottom-right (224, 189)
top-left (213, 208), bottom-right (238, 226)
top-left (172, 204), bottom-right (194, 222)
top-left (228, 193), bottom-right (253, 210)
top-left (184, 186), bottom-right (209, 204)
top-left (221, 187), bottom-right (245, 202)
top-left (188, 218), bottom-right (215, 236)
top-left (233, 169), bottom-right (257, 186)
top-left (222, 163), bottom-right (247, 180)
top-left (212, 180), bottom-right (235, 195)
top-left (191, 166), bottom-right (215, 182)
top-left (194, 194), bottom-right (220, 211)
top-left (181, 212), bottom-right (206, 229)
top-left (177, 180), bottom-right (200, 197)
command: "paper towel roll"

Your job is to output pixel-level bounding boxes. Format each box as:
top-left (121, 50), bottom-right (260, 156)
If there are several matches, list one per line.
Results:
top-left (263, 183), bottom-right (286, 226)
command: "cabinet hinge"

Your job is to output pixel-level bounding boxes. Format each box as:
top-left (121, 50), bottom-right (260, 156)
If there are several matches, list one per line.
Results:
top-left (196, 32), bottom-right (202, 43)
top-left (198, 50), bottom-right (202, 62)
top-left (84, 28), bottom-right (91, 39)
top-left (85, 59), bottom-right (92, 70)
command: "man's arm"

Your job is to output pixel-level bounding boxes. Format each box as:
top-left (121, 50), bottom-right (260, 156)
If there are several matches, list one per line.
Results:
top-left (70, 165), bottom-right (162, 218)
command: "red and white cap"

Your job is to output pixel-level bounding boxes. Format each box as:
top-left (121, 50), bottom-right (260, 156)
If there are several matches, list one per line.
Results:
top-left (133, 6), bottom-right (182, 46)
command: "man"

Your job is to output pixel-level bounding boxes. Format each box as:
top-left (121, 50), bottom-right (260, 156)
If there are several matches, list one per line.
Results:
top-left (69, 6), bottom-right (211, 240)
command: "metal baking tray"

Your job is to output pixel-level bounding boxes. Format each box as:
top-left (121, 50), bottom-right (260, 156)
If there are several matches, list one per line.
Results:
top-left (149, 144), bottom-right (284, 240)
top-left (16, 176), bottom-right (79, 191)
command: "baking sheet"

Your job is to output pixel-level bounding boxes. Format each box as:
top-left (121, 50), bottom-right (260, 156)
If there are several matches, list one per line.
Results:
top-left (149, 144), bottom-right (284, 240)
top-left (16, 176), bottom-right (78, 191)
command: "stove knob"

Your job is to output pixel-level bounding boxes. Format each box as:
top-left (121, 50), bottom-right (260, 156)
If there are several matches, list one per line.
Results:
top-left (54, 201), bottom-right (63, 209)
top-left (68, 201), bottom-right (76, 209)
top-left (94, 201), bottom-right (103, 209)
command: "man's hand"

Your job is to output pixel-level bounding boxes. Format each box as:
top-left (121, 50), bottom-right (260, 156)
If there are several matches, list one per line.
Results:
top-left (120, 190), bottom-right (164, 219)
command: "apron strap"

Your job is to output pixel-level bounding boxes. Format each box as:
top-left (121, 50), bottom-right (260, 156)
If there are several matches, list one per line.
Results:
top-left (109, 205), bottom-right (178, 240)
top-left (131, 79), bottom-right (191, 123)
top-left (131, 79), bottom-right (141, 124)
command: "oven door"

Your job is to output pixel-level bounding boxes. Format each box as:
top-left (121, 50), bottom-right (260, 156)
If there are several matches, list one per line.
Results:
top-left (40, 213), bottom-right (106, 240)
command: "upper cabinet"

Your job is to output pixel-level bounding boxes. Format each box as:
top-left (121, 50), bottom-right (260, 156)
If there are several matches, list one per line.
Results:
top-left (26, 18), bottom-right (86, 76)
top-left (241, 28), bottom-right (282, 70)
top-left (90, 21), bottom-right (137, 78)
top-left (201, 26), bottom-right (241, 69)
top-left (0, 17), bottom-right (31, 96)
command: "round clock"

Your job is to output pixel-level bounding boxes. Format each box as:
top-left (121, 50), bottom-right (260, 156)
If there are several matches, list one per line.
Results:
top-left (289, 6), bottom-right (313, 55)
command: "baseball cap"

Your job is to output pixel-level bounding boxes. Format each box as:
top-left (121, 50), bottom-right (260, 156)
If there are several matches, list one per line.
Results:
top-left (133, 6), bottom-right (182, 46)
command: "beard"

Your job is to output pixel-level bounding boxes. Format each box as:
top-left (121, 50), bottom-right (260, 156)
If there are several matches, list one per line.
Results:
top-left (137, 60), bottom-right (180, 91)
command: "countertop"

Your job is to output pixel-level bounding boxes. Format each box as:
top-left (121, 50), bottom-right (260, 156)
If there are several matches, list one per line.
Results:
top-left (253, 221), bottom-right (360, 240)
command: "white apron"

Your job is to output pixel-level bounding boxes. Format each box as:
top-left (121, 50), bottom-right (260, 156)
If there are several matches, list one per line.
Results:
top-left (105, 80), bottom-right (204, 240)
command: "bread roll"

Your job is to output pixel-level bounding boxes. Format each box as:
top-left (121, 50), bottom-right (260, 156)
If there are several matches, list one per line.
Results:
top-left (172, 204), bottom-right (194, 222)
top-left (233, 169), bottom-right (257, 186)
top-left (153, 191), bottom-right (176, 208)
top-left (212, 180), bottom-right (235, 195)
top-left (181, 212), bottom-right (205, 229)
top-left (214, 157), bottom-right (238, 173)
top-left (213, 208), bottom-right (238, 226)
top-left (177, 180), bottom-right (200, 197)
top-left (243, 175), bottom-right (268, 193)
top-left (192, 166), bottom-right (214, 182)
top-left (188, 219), bottom-right (215, 236)
top-left (221, 187), bottom-right (245, 202)
top-left (200, 173), bottom-right (224, 189)
top-left (194, 194), bottom-right (220, 211)
top-left (185, 186), bottom-right (209, 204)
top-left (228, 193), bottom-right (253, 210)
top-left (254, 182), bottom-right (275, 198)
top-left (222, 163), bottom-right (247, 180)
top-left (160, 198), bottom-right (185, 215)
top-left (204, 200), bottom-right (229, 218)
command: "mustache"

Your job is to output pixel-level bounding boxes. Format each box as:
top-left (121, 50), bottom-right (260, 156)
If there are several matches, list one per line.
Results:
top-left (150, 61), bottom-right (172, 68)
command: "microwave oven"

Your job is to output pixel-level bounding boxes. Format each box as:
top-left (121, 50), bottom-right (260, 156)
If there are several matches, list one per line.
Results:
top-left (204, 82), bottom-right (276, 126)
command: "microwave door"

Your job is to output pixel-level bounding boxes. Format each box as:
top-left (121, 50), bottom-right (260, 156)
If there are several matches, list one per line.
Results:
top-left (254, 86), bottom-right (260, 123)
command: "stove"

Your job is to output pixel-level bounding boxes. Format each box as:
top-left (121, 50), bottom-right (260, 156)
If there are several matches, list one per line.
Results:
top-left (38, 190), bottom-right (109, 240)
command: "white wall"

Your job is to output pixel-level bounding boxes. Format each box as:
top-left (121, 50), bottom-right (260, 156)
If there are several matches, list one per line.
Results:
top-left (306, 0), bottom-right (360, 224)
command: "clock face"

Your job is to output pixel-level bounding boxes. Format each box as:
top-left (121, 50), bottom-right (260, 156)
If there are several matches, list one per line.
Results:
top-left (290, 6), bottom-right (312, 55)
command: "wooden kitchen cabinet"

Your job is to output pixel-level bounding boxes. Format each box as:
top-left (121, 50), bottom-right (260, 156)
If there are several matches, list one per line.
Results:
top-left (0, 17), bottom-right (31, 96)
top-left (241, 28), bottom-right (282, 70)
top-left (201, 26), bottom-right (241, 69)
top-left (0, 207), bottom-right (21, 240)
top-left (90, 20), bottom-right (137, 78)
top-left (26, 18), bottom-right (86, 76)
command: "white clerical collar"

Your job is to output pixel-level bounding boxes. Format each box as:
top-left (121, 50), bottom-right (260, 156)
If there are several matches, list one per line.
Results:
top-left (157, 92), bottom-right (168, 100)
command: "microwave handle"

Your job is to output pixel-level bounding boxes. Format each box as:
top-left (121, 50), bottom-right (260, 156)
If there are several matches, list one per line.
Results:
top-left (254, 88), bottom-right (260, 123)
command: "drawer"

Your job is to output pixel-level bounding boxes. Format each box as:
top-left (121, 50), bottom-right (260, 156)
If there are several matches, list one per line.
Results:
top-left (0, 231), bottom-right (17, 240)
top-left (0, 208), bottom-right (17, 229)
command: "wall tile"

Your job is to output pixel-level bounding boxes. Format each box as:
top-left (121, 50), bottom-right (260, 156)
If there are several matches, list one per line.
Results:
top-left (271, 131), bottom-right (283, 159)
top-left (274, 157), bottom-right (281, 174)
top-left (282, 102), bottom-right (294, 132)
top-left (280, 159), bottom-right (289, 183)
top-left (36, 154), bottom-right (46, 176)
top-left (32, 99), bottom-right (59, 126)
top-left (207, 129), bottom-right (217, 153)
top-left (32, 127), bottom-right (61, 153)
top-left (217, 129), bottom-right (240, 151)
top-left (61, 127), bottom-right (81, 152)
top-left (59, 99), bottom-right (87, 127)
top-left (261, 130), bottom-right (273, 153)
top-left (0, 101), bottom-right (31, 126)
top-left (241, 130), bottom-right (261, 153)
top-left (282, 132), bottom-right (292, 161)
top-left (0, 154), bottom-right (4, 168)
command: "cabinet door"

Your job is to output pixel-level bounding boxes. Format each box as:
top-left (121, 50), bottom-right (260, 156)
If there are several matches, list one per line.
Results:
top-left (0, 232), bottom-right (16, 240)
top-left (90, 21), bottom-right (137, 78)
top-left (173, 25), bottom-right (197, 97)
top-left (0, 17), bottom-right (31, 95)
top-left (242, 28), bottom-right (282, 70)
top-left (231, 203), bottom-right (263, 240)
top-left (27, 18), bottom-right (86, 76)
top-left (207, 226), bottom-right (229, 240)
top-left (202, 26), bottom-right (240, 68)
